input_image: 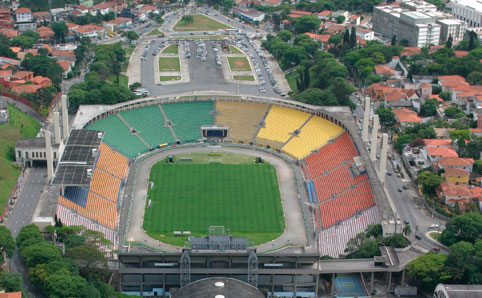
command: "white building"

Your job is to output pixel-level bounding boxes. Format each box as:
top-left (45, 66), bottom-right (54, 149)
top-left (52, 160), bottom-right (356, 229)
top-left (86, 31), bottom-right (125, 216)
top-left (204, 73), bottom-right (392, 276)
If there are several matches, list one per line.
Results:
top-left (373, 5), bottom-right (441, 47)
top-left (356, 27), bottom-right (375, 41)
top-left (437, 19), bottom-right (467, 43)
top-left (450, 0), bottom-right (482, 28)
top-left (14, 7), bottom-right (32, 23)
top-left (234, 8), bottom-right (265, 23)
top-left (401, 0), bottom-right (437, 12)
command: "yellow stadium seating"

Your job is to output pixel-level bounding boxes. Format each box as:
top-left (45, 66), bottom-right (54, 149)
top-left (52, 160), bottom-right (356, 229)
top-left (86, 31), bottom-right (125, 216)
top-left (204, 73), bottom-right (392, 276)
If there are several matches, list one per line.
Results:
top-left (256, 106), bottom-right (310, 144)
top-left (282, 116), bottom-right (344, 159)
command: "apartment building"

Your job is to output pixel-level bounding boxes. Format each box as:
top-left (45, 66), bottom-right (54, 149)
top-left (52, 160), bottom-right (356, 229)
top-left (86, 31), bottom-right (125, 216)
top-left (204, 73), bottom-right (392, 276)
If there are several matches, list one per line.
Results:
top-left (450, 0), bottom-right (482, 28)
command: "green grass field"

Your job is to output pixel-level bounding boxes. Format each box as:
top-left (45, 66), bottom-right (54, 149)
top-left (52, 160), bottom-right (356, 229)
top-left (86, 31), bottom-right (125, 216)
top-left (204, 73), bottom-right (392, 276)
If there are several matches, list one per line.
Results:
top-left (162, 44), bottom-right (179, 54)
top-left (228, 56), bottom-right (251, 71)
top-left (0, 104), bottom-right (40, 211)
top-left (233, 75), bottom-right (255, 81)
top-left (159, 57), bottom-right (180, 72)
top-left (160, 75), bottom-right (181, 81)
top-left (143, 153), bottom-right (284, 246)
top-left (108, 74), bottom-right (128, 88)
top-left (173, 14), bottom-right (232, 32)
top-left (146, 28), bottom-right (163, 36)
top-left (230, 45), bottom-right (243, 54)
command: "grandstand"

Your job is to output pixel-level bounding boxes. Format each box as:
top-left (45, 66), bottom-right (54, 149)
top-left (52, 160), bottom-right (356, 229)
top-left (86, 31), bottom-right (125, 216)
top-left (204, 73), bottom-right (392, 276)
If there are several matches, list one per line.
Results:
top-left (163, 101), bottom-right (214, 142)
top-left (215, 101), bottom-right (269, 142)
top-left (61, 98), bottom-right (381, 258)
top-left (119, 105), bottom-right (175, 148)
top-left (256, 106), bottom-right (310, 150)
top-left (282, 116), bottom-right (344, 160)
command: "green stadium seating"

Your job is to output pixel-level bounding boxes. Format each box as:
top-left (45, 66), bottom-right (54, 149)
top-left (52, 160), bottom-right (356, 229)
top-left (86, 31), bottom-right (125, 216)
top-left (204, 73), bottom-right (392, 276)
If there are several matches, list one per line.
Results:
top-left (88, 116), bottom-right (148, 158)
top-left (120, 105), bottom-right (175, 148)
top-left (162, 101), bottom-right (214, 142)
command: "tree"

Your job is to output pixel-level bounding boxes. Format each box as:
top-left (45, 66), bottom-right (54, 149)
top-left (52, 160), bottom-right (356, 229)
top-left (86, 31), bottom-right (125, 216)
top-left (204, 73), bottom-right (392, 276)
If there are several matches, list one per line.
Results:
top-left (382, 234), bottom-right (410, 248)
top-left (444, 241), bottom-right (476, 283)
top-left (65, 245), bottom-right (107, 280)
top-left (335, 15), bottom-right (345, 24)
top-left (469, 30), bottom-right (477, 51)
top-left (223, 0), bottom-right (233, 10)
top-left (391, 35), bottom-right (397, 46)
top-left (406, 253), bottom-right (450, 292)
top-left (272, 13), bottom-right (281, 30)
top-left (441, 212), bottom-right (482, 246)
top-left (278, 29), bottom-right (293, 42)
top-left (16, 224), bottom-right (43, 250)
top-left (343, 29), bottom-right (350, 44)
top-left (420, 98), bottom-right (439, 116)
top-left (0, 43), bottom-right (17, 59)
top-left (449, 129), bottom-right (471, 141)
top-left (467, 71), bottom-right (482, 85)
top-left (376, 107), bottom-right (395, 127)
top-left (294, 15), bottom-right (320, 34)
top-left (0, 271), bottom-right (22, 292)
top-left (21, 53), bottom-right (65, 86)
top-left (348, 239), bottom-right (381, 258)
top-left (294, 88), bottom-right (337, 106)
top-left (129, 82), bottom-right (142, 91)
top-left (52, 22), bottom-right (69, 43)
top-left (44, 270), bottom-right (100, 298)
top-left (303, 63), bottom-right (310, 89)
top-left (20, 241), bottom-right (62, 267)
top-left (417, 171), bottom-right (442, 194)
top-left (446, 34), bottom-right (453, 49)
top-left (432, 85), bottom-right (442, 94)
top-left (444, 106), bottom-right (465, 119)
top-left (0, 226), bottom-right (15, 264)
top-left (181, 15), bottom-right (194, 24)
top-left (350, 26), bottom-right (357, 48)
top-left (122, 31), bottom-right (139, 44)
top-left (439, 91), bottom-right (451, 101)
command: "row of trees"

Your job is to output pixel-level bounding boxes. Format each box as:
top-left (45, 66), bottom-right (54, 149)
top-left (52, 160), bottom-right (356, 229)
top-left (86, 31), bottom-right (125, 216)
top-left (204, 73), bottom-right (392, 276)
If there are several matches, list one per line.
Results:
top-left (294, 0), bottom-right (381, 13)
top-left (407, 213), bottom-right (482, 292)
top-left (69, 42), bottom-right (135, 110)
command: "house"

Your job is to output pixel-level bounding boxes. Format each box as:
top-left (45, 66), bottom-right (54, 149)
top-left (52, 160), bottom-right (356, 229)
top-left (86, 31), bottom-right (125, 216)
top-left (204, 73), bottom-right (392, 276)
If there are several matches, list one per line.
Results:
top-left (17, 22), bottom-right (36, 33)
top-left (304, 32), bottom-right (331, 49)
top-left (420, 83), bottom-right (431, 99)
top-left (73, 5), bottom-right (89, 16)
top-left (10, 70), bottom-right (33, 81)
top-left (137, 4), bottom-right (158, 14)
top-left (104, 17), bottom-right (132, 33)
top-left (0, 291), bottom-right (22, 298)
top-left (442, 167), bottom-right (470, 184)
top-left (251, 0), bottom-right (282, 7)
top-left (374, 65), bottom-right (397, 78)
top-left (437, 182), bottom-right (472, 207)
top-left (393, 108), bottom-right (422, 126)
top-left (424, 139), bottom-right (453, 148)
top-left (356, 27), bottom-right (374, 41)
top-left (33, 11), bottom-right (50, 25)
top-left (0, 56), bottom-right (20, 67)
top-left (93, 2), bottom-right (117, 15)
top-left (0, 8), bottom-right (14, 28)
top-left (14, 7), bottom-right (32, 23)
top-left (31, 75), bottom-right (51, 87)
top-left (350, 14), bottom-right (361, 25)
top-left (11, 84), bottom-right (41, 94)
top-left (288, 10), bottom-right (312, 19)
top-left (50, 8), bottom-right (70, 22)
top-left (426, 147), bottom-right (458, 163)
top-left (455, 50), bottom-right (469, 58)
top-left (437, 157), bottom-right (475, 172)
top-left (324, 23), bottom-right (346, 35)
top-left (71, 24), bottom-right (105, 39)
top-left (37, 26), bottom-right (54, 42)
top-left (51, 50), bottom-right (76, 61)
top-left (56, 59), bottom-right (73, 78)
top-left (400, 47), bottom-right (421, 57)
top-left (0, 28), bottom-right (18, 38)
top-left (0, 69), bottom-right (12, 80)
top-left (317, 11), bottom-right (331, 21)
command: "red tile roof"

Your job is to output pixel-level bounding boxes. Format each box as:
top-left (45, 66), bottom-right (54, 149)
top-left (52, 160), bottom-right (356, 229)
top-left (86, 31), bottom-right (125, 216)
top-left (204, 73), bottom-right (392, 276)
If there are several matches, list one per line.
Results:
top-left (318, 10), bottom-right (331, 17)
top-left (0, 292), bottom-right (22, 298)
top-left (290, 10), bottom-right (312, 16)
top-left (438, 75), bottom-right (466, 82)
top-left (11, 70), bottom-right (33, 80)
top-left (439, 182), bottom-right (471, 197)
top-left (15, 7), bottom-right (31, 13)
top-left (455, 50), bottom-right (469, 58)
top-left (56, 59), bottom-right (72, 71)
top-left (385, 89), bottom-right (405, 101)
top-left (424, 139), bottom-right (452, 147)
top-left (304, 32), bottom-right (330, 43)
top-left (51, 50), bottom-right (75, 58)
top-left (393, 108), bottom-right (422, 123)
top-left (438, 157), bottom-right (474, 167)
top-left (444, 167), bottom-right (470, 177)
top-left (400, 47), bottom-right (421, 56)
top-left (374, 65), bottom-right (396, 76)
top-left (11, 84), bottom-right (41, 94)
top-left (427, 146), bottom-right (458, 158)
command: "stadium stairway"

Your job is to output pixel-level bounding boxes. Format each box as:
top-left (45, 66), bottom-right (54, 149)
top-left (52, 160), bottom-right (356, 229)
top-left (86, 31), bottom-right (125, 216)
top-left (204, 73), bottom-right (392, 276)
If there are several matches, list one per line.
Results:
top-left (116, 114), bottom-right (151, 149)
top-left (158, 104), bottom-right (179, 141)
top-left (251, 104), bottom-right (272, 142)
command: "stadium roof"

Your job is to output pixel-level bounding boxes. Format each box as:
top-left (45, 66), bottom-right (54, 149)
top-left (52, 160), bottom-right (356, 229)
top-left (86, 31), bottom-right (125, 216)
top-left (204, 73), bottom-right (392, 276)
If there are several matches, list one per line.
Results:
top-left (52, 129), bottom-right (103, 186)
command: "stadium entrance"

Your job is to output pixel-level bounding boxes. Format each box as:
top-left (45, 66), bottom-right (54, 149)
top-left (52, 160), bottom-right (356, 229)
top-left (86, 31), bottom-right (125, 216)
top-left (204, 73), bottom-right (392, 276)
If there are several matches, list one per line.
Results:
top-left (201, 126), bottom-right (228, 139)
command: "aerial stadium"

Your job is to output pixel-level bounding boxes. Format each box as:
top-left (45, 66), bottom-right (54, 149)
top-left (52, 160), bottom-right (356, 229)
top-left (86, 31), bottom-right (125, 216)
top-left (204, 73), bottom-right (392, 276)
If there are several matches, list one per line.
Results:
top-left (49, 94), bottom-right (398, 297)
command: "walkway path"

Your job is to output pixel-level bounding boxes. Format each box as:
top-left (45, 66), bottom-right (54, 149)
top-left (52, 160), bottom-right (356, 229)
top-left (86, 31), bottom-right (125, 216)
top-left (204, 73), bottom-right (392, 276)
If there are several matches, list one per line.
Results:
top-left (122, 146), bottom-right (309, 253)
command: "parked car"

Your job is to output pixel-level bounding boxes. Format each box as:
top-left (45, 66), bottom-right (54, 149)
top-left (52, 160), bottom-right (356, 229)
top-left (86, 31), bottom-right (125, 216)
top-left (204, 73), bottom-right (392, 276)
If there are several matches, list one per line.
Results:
top-left (432, 247), bottom-right (440, 252)
top-left (429, 224), bottom-right (439, 229)
top-left (415, 234), bottom-right (422, 240)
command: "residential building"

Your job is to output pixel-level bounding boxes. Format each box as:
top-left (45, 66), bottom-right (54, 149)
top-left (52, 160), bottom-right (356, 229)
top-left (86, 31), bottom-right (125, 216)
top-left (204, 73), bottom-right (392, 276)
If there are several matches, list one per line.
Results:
top-left (437, 19), bottom-right (467, 43)
top-left (437, 157), bottom-right (475, 172)
top-left (450, 0), bottom-right (482, 28)
top-left (37, 26), bottom-right (54, 43)
top-left (400, 0), bottom-right (437, 12)
top-left (304, 33), bottom-right (331, 49)
top-left (71, 24), bottom-right (105, 39)
top-left (350, 14), bottom-right (361, 26)
top-left (17, 22), bottom-right (36, 32)
top-left (14, 7), bottom-right (32, 23)
top-left (33, 11), bottom-right (50, 25)
top-left (442, 167), bottom-right (470, 184)
top-left (437, 182), bottom-right (472, 207)
top-left (57, 59), bottom-right (73, 78)
top-left (11, 70), bottom-right (33, 81)
top-left (93, 2), bottom-right (117, 15)
top-left (355, 27), bottom-right (375, 41)
top-left (0, 98), bottom-right (8, 125)
top-left (373, 5), bottom-right (441, 47)
top-left (11, 84), bottom-right (41, 94)
top-left (393, 108), bottom-right (422, 126)
top-left (50, 8), bottom-right (70, 21)
top-left (0, 8), bottom-right (14, 28)
top-left (317, 11), bottom-right (331, 21)
top-left (234, 8), bottom-right (265, 22)
top-left (104, 17), bottom-right (132, 33)
top-left (426, 147), bottom-right (458, 163)
top-left (374, 65), bottom-right (397, 78)
top-left (252, 0), bottom-right (282, 6)
top-left (0, 291), bottom-right (22, 298)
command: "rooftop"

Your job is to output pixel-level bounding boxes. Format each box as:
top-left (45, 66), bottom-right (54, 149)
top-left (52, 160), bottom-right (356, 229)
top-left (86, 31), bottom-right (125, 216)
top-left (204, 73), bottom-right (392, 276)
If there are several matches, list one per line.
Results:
top-left (424, 139), bottom-right (452, 147)
top-left (450, 0), bottom-right (482, 12)
top-left (427, 147), bottom-right (458, 158)
top-left (439, 182), bottom-right (471, 197)
top-left (438, 157), bottom-right (475, 167)
top-left (393, 108), bottom-right (422, 123)
top-left (444, 167), bottom-right (470, 177)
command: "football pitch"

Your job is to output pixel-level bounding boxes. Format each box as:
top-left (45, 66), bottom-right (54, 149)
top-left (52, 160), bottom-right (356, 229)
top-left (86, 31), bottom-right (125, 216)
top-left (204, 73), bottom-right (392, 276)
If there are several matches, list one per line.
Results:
top-left (143, 154), bottom-right (285, 246)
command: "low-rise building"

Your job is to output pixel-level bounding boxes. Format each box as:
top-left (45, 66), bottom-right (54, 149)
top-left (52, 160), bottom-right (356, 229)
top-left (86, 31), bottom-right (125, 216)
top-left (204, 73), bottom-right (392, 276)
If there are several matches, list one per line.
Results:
top-left (0, 8), bottom-right (14, 28)
top-left (437, 157), bottom-right (475, 172)
top-left (33, 11), bottom-right (50, 25)
top-left (450, 0), bottom-right (482, 28)
top-left (234, 8), bottom-right (265, 23)
top-left (355, 27), bottom-right (375, 41)
top-left (437, 182), bottom-right (472, 207)
top-left (393, 108), bottom-right (422, 126)
top-left (14, 7), bottom-right (32, 23)
top-left (0, 98), bottom-right (8, 124)
top-left (437, 18), bottom-right (466, 43)
top-left (442, 167), bottom-right (470, 184)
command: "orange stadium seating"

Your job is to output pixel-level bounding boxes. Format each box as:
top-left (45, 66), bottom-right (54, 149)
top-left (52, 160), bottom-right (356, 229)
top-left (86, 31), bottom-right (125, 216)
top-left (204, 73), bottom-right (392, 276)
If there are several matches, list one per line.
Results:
top-left (89, 168), bottom-right (121, 203)
top-left (96, 143), bottom-right (129, 179)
